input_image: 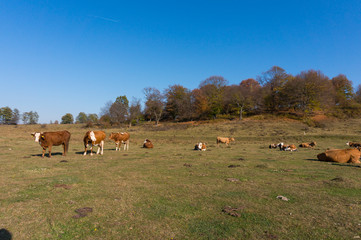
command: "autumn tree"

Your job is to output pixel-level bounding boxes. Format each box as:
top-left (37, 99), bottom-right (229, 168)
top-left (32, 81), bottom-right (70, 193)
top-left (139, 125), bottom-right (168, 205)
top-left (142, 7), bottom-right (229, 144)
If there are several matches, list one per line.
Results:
top-left (191, 88), bottom-right (209, 119)
top-left (258, 66), bottom-right (290, 112)
top-left (199, 76), bottom-right (228, 118)
top-left (164, 85), bottom-right (193, 121)
top-left (331, 74), bottom-right (354, 106)
top-left (144, 87), bottom-right (165, 125)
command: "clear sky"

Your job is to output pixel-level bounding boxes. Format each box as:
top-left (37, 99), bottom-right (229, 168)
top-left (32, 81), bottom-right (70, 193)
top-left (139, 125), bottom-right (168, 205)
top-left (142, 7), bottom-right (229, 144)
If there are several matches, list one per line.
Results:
top-left (1, 0), bottom-right (360, 123)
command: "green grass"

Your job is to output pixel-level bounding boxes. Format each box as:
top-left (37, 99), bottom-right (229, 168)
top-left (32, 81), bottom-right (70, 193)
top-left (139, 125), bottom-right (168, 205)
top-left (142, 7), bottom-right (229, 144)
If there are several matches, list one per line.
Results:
top-left (2, 119), bottom-right (361, 239)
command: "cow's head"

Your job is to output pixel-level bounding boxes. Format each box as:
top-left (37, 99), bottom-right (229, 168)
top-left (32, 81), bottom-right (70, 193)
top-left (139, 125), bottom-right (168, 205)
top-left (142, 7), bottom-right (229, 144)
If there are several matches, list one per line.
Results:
top-left (89, 131), bottom-right (96, 142)
top-left (109, 133), bottom-right (116, 140)
top-left (230, 138), bottom-right (235, 142)
top-left (31, 132), bottom-right (41, 142)
top-left (346, 142), bottom-right (351, 146)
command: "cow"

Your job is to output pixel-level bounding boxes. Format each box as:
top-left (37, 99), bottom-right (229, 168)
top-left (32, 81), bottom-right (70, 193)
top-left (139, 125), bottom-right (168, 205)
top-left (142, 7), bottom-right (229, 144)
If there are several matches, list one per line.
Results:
top-left (83, 131), bottom-right (106, 156)
top-left (216, 137), bottom-right (235, 146)
top-left (346, 142), bottom-right (361, 148)
top-left (194, 142), bottom-right (207, 151)
top-left (31, 130), bottom-right (71, 158)
top-left (317, 149), bottom-right (361, 164)
top-left (269, 143), bottom-right (278, 149)
top-left (299, 141), bottom-right (317, 148)
top-left (143, 139), bottom-right (154, 148)
top-left (109, 132), bottom-right (130, 151)
top-left (278, 142), bottom-right (297, 151)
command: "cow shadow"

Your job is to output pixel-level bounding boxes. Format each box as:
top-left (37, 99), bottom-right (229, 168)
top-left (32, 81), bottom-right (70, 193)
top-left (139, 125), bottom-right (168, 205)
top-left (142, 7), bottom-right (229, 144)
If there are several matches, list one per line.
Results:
top-left (31, 152), bottom-right (64, 157)
top-left (305, 158), bottom-right (361, 168)
top-left (0, 228), bottom-right (12, 240)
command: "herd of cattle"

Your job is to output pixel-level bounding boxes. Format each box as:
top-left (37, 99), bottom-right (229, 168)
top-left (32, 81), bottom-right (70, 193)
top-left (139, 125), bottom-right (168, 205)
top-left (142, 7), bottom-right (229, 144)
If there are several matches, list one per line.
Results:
top-left (30, 130), bottom-right (361, 164)
top-left (269, 141), bottom-right (361, 164)
top-left (30, 130), bottom-right (235, 158)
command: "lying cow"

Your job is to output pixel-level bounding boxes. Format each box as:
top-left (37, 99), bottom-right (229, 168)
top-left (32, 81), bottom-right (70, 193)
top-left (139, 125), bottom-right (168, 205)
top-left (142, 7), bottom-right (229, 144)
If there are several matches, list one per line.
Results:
top-left (109, 132), bottom-right (130, 151)
top-left (216, 137), bottom-right (235, 146)
top-left (194, 142), bottom-right (207, 151)
top-left (83, 131), bottom-right (106, 156)
top-left (269, 143), bottom-right (278, 149)
top-left (31, 130), bottom-right (71, 158)
top-left (317, 149), bottom-right (361, 164)
top-left (299, 141), bottom-right (317, 148)
top-left (143, 139), bottom-right (154, 148)
top-left (346, 142), bottom-right (361, 148)
top-left (278, 142), bottom-right (297, 151)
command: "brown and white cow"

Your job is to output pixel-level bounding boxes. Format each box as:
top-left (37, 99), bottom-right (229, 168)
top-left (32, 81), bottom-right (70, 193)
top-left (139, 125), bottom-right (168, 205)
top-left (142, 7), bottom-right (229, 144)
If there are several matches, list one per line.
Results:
top-left (299, 141), bottom-right (317, 148)
top-left (346, 142), bottom-right (361, 148)
top-left (269, 143), bottom-right (278, 149)
top-left (317, 148), bottom-right (361, 164)
top-left (109, 132), bottom-right (130, 151)
top-left (31, 130), bottom-right (71, 158)
top-left (83, 131), bottom-right (106, 156)
top-left (143, 139), bottom-right (154, 148)
top-left (278, 142), bottom-right (297, 151)
top-left (216, 137), bottom-right (235, 146)
top-left (194, 142), bottom-right (207, 151)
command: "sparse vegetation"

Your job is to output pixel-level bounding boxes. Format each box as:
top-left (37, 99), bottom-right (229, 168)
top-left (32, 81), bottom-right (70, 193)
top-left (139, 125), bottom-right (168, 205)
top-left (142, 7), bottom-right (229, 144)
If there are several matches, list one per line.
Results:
top-left (2, 119), bottom-right (361, 239)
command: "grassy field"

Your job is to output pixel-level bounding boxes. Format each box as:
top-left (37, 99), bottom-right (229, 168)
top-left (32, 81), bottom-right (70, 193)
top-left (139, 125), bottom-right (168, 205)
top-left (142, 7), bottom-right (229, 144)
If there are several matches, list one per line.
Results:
top-left (1, 119), bottom-right (361, 239)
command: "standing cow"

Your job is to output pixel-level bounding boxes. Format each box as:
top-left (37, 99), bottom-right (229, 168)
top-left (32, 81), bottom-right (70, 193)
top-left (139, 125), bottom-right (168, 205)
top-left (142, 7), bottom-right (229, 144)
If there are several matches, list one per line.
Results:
top-left (109, 132), bottom-right (130, 151)
top-left (31, 130), bottom-right (71, 158)
top-left (83, 131), bottom-right (106, 156)
top-left (216, 137), bottom-right (235, 146)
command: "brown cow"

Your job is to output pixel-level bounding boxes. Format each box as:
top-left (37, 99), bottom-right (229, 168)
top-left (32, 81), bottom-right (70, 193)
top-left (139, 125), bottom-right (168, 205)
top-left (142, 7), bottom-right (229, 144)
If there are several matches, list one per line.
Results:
top-left (299, 141), bottom-right (317, 148)
top-left (317, 149), bottom-right (361, 164)
top-left (31, 130), bottom-right (71, 158)
top-left (269, 143), bottom-right (278, 149)
top-left (278, 142), bottom-right (297, 151)
top-left (216, 137), bottom-right (235, 146)
top-left (194, 142), bottom-right (207, 151)
top-left (346, 142), bottom-right (361, 148)
top-left (109, 132), bottom-right (130, 151)
top-left (143, 139), bottom-right (154, 148)
top-left (83, 131), bottom-right (106, 156)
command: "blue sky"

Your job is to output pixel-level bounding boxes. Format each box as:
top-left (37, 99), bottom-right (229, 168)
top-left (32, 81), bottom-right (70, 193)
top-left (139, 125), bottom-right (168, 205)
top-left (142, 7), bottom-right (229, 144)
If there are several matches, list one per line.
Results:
top-left (1, 0), bottom-right (361, 123)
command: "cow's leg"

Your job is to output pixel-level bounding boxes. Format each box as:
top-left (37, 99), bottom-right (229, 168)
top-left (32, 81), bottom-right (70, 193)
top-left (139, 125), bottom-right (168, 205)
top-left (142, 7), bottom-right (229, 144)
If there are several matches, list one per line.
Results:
top-left (62, 143), bottom-right (66, 156)
top-left (126, 140), bottom-right (129, 151)
top-left (116, 142), bottom-right (119, 151)
top-left (83, 144), bottom-right (88, 155)
top-left (100, 141), bottom-right (104, 155)
top-left (42, 148), bottom-right (46, 158)
top-left (90, 144), bottom-right (94, 156)
top-left (48, 145), bottom-right (52, 158)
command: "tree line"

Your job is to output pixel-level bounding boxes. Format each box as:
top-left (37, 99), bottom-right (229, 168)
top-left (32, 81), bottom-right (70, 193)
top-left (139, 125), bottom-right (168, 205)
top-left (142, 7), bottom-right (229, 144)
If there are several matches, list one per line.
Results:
top-left (2, 66), bottom-right (360, 125)
top-left (97, 66), bottom-right (361, 126)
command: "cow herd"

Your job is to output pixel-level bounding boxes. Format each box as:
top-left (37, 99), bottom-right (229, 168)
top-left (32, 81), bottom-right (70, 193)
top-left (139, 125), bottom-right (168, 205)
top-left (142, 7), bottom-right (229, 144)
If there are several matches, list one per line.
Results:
top-left (31, 130), bottom-right (236, 158)
top-left (269, 140), bottom-right (361, 164)
top-left (30, 129), bottom-right (361, 164)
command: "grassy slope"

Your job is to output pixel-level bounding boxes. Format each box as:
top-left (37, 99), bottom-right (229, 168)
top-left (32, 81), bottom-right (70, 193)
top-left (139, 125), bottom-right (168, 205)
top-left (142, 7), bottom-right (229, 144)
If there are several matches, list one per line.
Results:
top-left (1, 119), bottom-right (361, 239)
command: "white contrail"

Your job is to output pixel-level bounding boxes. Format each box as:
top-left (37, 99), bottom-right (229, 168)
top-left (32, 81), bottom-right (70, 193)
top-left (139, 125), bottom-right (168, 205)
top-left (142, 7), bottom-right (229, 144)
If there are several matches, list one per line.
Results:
top-left (89, 15), bottom-right (119, 23)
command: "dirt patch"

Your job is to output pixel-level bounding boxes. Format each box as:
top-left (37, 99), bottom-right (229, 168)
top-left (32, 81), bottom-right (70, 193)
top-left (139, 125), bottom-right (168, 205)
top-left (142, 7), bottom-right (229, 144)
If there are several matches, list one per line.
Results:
top-left (183, 163), bottom-right (192, 167)
top-left (228, 165), bottom-right (241, 168)
top-left (72, 207), bottom-right (93, 219)
top-left (60, 160), bottom-right (68, 163)
top-left (225, 178), bottom-right (240, 183)
top-left (331, 177), bottom-right (344, 182)
top-left (256, 164), bottom-right (268, 169)
top-left (222, 206), bottom-right (244, 217)
top-left (264, 231), bottom-right (278, 239)
top-left (54, 184), bottom-right (71, 189)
